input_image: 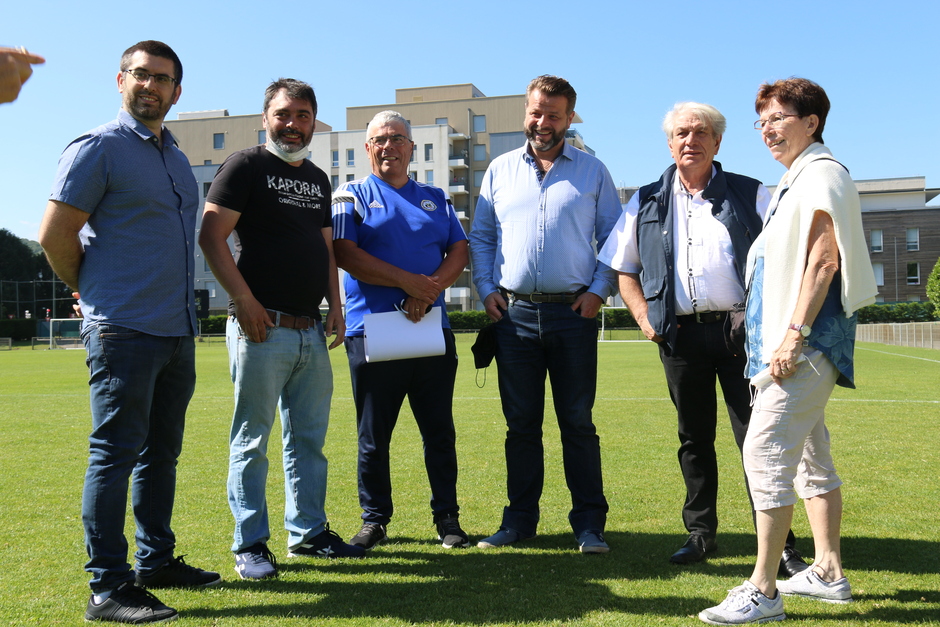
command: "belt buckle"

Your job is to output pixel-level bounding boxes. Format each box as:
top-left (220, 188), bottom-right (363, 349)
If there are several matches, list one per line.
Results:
top-left (529, 293), bottom-right (547, 304)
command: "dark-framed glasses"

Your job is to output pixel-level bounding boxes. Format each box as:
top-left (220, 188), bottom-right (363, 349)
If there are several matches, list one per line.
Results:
top-left (369, 134), bottom-right (411, 147)
top-left (123, 68), bottom-right (177, 87)
top-left (754, 112), bottom-right (799, 130)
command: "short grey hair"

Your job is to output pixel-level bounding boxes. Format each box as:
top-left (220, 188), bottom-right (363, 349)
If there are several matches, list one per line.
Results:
top-left (662, 102), bottom-right (726, 138)
top-left (367, 110), bottom-right (411, 138)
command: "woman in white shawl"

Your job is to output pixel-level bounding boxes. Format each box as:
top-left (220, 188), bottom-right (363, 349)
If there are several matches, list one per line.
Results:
top-left (700, 78), bottom-right (877, 625)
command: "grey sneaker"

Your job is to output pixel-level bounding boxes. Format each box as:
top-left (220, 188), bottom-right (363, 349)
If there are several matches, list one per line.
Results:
top-left (84, 581), bottom-right (178, 623)
top-left (435, 514), bottom-right (470, 548)
top-left (577, 530), bottom-right (610, 554)
top-left (699, 580), bottom-right (785, 625)
top-left (776, 568), bottom-right (853, 603)
top-left (476, 527), bottom-right (534, 548)
top-left (349, 522), bottom-right (388, 550)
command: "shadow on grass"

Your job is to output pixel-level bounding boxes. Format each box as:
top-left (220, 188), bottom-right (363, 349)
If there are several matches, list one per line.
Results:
top-left (183, 532), bottom-right (940, 624)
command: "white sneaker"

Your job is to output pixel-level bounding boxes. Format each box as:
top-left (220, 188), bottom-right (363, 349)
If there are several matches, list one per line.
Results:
top-left (776, 568), bottom-right (853, 603)
top-left (699, 581), bottom-right (786, 625)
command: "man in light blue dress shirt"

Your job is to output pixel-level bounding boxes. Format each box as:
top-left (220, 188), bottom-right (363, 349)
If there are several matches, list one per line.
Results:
top-left (469, 75), bottom-right (621, 554)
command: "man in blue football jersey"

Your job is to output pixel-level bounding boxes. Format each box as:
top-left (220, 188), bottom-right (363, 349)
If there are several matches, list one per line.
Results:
top-left (332, 110), bottom-right (470, 551)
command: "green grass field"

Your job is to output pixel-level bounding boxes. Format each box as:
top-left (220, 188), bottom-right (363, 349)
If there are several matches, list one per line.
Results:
top-left (1, 336), bottom-right (938, 625)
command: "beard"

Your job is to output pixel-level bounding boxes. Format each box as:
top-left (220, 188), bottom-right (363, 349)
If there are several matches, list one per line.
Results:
top-left (525, 124), bottom-right (566, 153)
top-left (269, 128), bottom-right (310, 154)
top-left (123, 89), bottom-right (171, 123)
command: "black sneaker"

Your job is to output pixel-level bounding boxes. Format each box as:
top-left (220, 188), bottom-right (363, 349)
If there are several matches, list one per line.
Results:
top-left (135, 555), bottom-right (222, 589)
top-left (435, 514), bottom-right (470, 548)
top-left (288, 524), bottom-right (366, 558)
top-left (349, 522), bottom-right (388, 550)
top-left (235, 543), bottom-right (278, 580)
top-left (84, 581), bottom-right (178, 623)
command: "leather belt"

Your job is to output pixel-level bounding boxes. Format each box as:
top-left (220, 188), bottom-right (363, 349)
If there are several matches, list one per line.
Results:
top-left (501, 287), bottom-right (586, 304)
top-left (677, 311), bottom-right (728, 324)
top-left (265, 309), bottom-right (313, 330)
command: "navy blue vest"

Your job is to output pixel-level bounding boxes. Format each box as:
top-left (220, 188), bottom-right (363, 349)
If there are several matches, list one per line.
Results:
top-left (634, 162), bottom-right (763, 351)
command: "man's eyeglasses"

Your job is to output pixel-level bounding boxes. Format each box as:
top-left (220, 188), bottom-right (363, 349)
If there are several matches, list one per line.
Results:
top-left (754, 113), bottom-right (799, 130)
top-left (369, 134), bottom-right (411, 147)
top-left (123, 68), bottom-right (177, 87)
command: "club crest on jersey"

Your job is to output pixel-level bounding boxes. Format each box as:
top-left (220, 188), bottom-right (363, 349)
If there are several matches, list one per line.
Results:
top-left (421, 199), bottom-right (437, 212)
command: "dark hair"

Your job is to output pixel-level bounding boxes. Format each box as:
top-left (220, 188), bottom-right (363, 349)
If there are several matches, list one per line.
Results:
top-left (526, 75), bottom-right (577, 114)
top-left (120, 41), bottom-right (183, 85)
top-left (263, 78), bottom-right (317, 117)
top-left (755, 77), bottom-right (829, 144)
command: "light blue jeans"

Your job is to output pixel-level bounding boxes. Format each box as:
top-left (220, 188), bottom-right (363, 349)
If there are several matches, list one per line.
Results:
top-left (226, 317), bottom-right (332, 552)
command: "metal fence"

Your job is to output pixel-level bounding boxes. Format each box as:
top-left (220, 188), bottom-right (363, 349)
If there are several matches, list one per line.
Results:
top-left (856, 322), bottom-right (940, 349)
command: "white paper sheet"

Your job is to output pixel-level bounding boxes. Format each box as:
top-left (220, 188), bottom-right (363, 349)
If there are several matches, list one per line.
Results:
top-left (363, 306), bottom-right (445, 363)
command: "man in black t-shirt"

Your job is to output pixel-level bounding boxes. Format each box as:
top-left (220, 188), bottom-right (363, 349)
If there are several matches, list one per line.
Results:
top-left (200, 78), bottom-right (364, 581)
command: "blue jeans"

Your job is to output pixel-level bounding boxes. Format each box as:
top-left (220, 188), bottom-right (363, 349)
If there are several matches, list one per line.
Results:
top-left (493, 300), bottom-right (608, 537)
top-left (345, 331), bottom-right (459, 525)
top-left (81, 323), bottom-right (195, 593)
top-left (226, 317), bottom-right (332, 552)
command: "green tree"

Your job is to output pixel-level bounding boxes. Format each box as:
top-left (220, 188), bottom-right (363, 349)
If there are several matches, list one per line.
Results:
top-left (926, 257), bottom-right (940, 313)
top-left (0, 228), bottom-right (39, 281)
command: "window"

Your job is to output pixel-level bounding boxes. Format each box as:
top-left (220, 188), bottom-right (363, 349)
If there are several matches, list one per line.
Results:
top-left (331, 150), bottom-right (339, 168)
top-left (424, 144), bottom-right (433, 161)
top-left (346, 174), bottom-right (354, 182)
top-left (473, 115), bottom-right (486, 133)
top-left (203, 159), bottom-right (212, 165)
top-left (258, 130), bottom-right (266, 144)
top-left (908, 295), bottom-right (922, 302)
top-left (205, 281), bottom-right (217, 299)
top-left (473, 170), bottom-right (485, 188)
top-left (425, 170), bottom-right (434, 185)
top-left (331, 174), bottom-right (339, 190)
top-left (870, 229), bottom-right (883, 253)
top-left (906, 228), bottom-right (919, 251)
top-left (435, 117), bottom-right (448, 125)
top-left (213, 133), bottom-right (225, 150)
top-left (907, 262), bottom-right (920, 285)
top-left (473, 144), bottom-right (487, 161)
top-left (872, 262), bottom-right (884, 287)
top-left (347, 148), bottom-right (355, 167)
top-left (203, 182), bottom-right (212, 197)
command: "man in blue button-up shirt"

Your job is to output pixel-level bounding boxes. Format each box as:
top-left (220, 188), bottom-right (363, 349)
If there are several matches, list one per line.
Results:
top-left (39, 40), bottom-right (219, 624)
top-left (469, 75), bottom-right (621, 554)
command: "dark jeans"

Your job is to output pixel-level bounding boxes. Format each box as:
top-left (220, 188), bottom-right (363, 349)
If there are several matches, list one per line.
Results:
top-left (660, 318), bottom-right (796, 548)
top-left (345, 331), bottom-right (459, 525)
top-left (493, 300), bottom-right (608, 537)
top-left (81, 323), bottom-right (195, 592)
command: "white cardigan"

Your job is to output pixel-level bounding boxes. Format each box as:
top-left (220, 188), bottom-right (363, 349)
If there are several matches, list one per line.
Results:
top-left (746, 143), bottom-right (878, 365)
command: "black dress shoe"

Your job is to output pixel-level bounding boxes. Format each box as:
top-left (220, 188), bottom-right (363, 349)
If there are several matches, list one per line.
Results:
top-left (778, 547), bottom-right (810, 578)
top-left (669, 534), bottom-right (718, 564)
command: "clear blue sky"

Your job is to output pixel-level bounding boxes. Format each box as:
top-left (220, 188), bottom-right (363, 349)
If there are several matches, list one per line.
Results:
top-left (2, 0), bottom-right (937, 241)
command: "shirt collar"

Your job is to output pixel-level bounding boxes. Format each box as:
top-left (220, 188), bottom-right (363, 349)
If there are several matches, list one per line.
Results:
top-left (117, 109), bottom-right (177, 147)
top-left (672, 163), bottom-right (717, 198)
top-left (522, 138), bottom-right (574, 164)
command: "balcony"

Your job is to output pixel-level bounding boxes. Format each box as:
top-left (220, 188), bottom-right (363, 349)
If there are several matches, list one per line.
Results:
top-left (449, 157), bottom-right (468, 169)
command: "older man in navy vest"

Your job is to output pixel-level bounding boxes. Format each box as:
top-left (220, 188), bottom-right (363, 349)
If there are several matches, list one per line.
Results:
top-left (597, 102), bottom-right (806, 576)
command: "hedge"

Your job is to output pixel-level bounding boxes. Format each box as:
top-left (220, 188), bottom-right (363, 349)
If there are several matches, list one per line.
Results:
top-left (856, 302), bottom-right (937, 324)
top-left (192, 303), bottom-right (936, 337)
top-left (0, 318), bottom-right (42, 341)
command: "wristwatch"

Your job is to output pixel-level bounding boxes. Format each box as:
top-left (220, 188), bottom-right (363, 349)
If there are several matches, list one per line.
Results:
top-left (789, 323), bottom-right (811, 337)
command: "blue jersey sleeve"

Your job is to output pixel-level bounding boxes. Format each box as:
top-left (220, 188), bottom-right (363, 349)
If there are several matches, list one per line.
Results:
top-left (331, 183), bottom-right (361, 242)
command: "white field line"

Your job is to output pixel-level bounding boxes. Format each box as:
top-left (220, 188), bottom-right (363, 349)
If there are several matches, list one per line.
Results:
top-left (857, 345), bottom-right (940, 364)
